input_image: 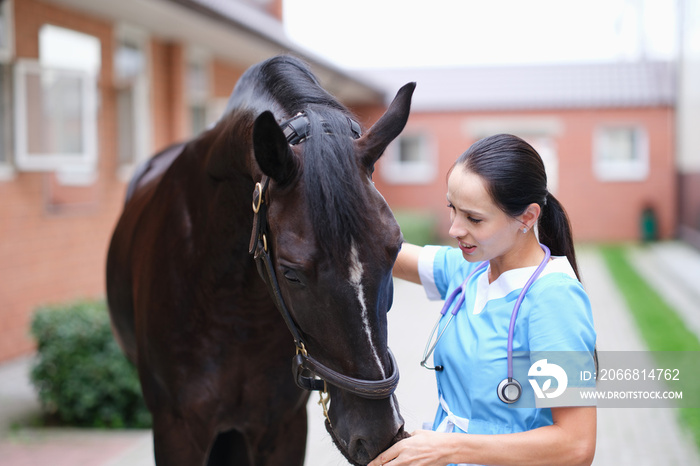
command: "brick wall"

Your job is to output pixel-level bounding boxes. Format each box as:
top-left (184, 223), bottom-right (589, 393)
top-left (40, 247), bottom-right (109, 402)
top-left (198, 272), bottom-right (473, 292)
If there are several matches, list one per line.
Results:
top-left (374, 107), bottom-right (677, 244)
top-left (212, 59), bottom-right (245, 101)
top-left (150, 40), bottom-right (194, 150)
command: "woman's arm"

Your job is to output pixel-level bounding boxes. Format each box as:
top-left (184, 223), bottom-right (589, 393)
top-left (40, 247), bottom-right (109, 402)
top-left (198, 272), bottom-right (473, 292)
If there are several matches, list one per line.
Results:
top-left (392, 243), bottom-right (423, 284)
top-left (369, 406), bottom-right (596, 466)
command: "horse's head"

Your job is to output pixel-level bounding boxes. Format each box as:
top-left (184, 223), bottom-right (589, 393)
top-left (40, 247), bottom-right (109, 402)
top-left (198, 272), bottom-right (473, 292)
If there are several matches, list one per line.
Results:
top-left (250, 82), bottom-right (415, 465)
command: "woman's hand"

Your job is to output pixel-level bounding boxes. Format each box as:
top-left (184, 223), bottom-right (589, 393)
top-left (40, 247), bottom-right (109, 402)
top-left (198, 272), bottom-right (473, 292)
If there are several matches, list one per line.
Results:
top-left (368, 407), bottom-right (596, 466)
top-left (369, 430), bottom-right (451, 466)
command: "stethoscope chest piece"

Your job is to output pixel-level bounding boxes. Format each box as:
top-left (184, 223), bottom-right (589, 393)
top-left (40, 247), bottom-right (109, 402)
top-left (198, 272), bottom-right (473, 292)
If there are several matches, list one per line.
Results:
top-left (497, 377), bottom-right (522, 404)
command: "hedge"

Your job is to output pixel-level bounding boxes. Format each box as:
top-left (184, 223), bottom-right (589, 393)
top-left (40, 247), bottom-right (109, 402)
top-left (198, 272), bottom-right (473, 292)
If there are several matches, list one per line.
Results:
top-left (30, 299), bottom-right (151, 428)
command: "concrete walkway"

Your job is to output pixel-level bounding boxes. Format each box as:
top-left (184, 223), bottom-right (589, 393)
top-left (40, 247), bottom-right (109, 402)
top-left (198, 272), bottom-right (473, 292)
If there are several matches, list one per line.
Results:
top-left (1, 242), bottom-right (699, 465)
top-left (628, 241), bottom-right (700, 341)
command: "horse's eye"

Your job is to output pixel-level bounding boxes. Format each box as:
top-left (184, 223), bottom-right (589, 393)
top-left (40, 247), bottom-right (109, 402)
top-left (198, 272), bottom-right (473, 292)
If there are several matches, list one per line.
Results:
top-left (283, 269), bottom-right (302, 284)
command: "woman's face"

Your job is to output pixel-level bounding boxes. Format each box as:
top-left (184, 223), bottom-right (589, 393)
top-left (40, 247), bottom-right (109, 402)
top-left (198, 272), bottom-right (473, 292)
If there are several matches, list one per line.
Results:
top-left (446, 164), bottom-right (522, 263)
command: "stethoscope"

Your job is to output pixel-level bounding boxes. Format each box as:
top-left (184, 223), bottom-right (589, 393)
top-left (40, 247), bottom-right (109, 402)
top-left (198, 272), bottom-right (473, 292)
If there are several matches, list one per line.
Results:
top-left (420, 243), bottom-right (551, 404)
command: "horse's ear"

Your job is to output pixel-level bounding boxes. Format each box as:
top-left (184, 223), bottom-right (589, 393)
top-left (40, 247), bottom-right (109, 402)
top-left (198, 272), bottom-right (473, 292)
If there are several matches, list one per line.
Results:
top-left (253, 111), bottom-right (299, 185)
top-left (357, 82), bottom-right (416, 169)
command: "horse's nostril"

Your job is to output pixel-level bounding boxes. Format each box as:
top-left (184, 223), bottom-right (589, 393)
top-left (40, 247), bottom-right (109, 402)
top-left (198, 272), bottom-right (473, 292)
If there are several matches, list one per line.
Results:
top-left (393, 424), bottom-right (410, 443)
top-left (349, 437), bottom-right (372, 464)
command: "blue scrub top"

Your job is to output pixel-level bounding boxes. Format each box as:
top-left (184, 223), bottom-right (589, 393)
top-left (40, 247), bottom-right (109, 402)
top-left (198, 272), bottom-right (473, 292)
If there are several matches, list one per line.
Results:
top-left (418, 246), bottom-right (597, 437)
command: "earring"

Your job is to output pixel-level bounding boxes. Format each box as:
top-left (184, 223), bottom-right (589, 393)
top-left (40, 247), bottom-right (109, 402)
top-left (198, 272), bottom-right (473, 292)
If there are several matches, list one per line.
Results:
top-left (522, 227), bottom-right (528, 233)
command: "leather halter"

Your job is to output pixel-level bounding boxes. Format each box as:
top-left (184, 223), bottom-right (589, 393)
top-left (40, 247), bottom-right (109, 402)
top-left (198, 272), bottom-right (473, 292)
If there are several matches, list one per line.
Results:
top-left (280, 112), bottom-right (362, 145)
top-left (248, 114), bottom-right (400, 403)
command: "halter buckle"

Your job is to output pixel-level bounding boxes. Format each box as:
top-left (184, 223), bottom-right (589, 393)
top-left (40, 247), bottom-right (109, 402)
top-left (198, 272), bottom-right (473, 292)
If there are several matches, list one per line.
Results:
top-left (252, 182), bottom-right (263, 213)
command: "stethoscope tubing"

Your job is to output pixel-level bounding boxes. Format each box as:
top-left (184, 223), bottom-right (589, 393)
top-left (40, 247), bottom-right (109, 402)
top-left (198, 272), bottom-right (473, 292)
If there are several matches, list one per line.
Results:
top-left (420, 261), bottom-right (487, 370)
top-left (506, 244), bottom-right (551, 378)
top-left (421, 244), bottom-right (551, 380)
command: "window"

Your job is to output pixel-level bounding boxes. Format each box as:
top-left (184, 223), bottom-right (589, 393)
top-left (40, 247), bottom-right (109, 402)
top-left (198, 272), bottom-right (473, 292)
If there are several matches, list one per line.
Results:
top-left (380, 132), bottom-right (437, 184)
top-left (14, 25), bottom-right (100, 180)
top-left (594, 126), bottom-right (649, 181)
top-left (0, 1), bottom-right (13, 179)
top-left (0, 63), bottom-right (12, 180)
top-left (187, 49), bottom-right (211, 136)
top-left (115, 24), bottom-right (151, 180)
top-left (14, 61), bottom-right (97, 172)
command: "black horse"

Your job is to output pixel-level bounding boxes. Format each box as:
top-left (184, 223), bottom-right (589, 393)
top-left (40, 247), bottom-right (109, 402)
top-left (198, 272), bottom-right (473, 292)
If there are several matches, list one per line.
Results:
top-left (106, 55), bottom-right (415, 465)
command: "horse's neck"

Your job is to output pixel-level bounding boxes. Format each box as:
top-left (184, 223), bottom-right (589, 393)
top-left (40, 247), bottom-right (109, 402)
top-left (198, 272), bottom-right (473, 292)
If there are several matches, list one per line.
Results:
top-left (201, 108), bottom-right (257, 176)
top-left (152, 115), bottom-right (253, 250)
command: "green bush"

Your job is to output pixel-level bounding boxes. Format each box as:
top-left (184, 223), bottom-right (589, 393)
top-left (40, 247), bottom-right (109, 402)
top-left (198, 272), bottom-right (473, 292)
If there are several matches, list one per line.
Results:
top-left (394, 210), bottom-right (440, 246)
top-left (30, 299), bottom-right (151, 428)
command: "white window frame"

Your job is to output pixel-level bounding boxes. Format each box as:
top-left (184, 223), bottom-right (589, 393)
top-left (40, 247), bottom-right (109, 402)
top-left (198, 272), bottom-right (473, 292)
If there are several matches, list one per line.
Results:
top-left (114, 23), bottom-right (151, 181)
top-left (380, 131), bottom-right (437, 185)
top-left (593, 125), bottom-right (649, 182)
top-left (13, 59), bottom-right (97, 172)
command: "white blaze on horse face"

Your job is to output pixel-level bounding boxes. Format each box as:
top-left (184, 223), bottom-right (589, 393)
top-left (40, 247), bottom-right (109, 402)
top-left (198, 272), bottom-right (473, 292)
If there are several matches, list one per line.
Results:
top-left (348, 242), bottom-right (386, 378)
top-left (348, 242), bottom-right (402, 429)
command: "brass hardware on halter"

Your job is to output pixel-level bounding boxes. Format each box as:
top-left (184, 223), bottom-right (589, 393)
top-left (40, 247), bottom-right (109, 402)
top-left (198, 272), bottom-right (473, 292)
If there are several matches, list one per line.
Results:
top-left (318, 381), bottom-right (331, 424)
top-left (252, 182), bottom-right (263, 213)
top-left (262, 234), bottom-right (268, 253)
top-left (296, 342), bottom-right (308, 357)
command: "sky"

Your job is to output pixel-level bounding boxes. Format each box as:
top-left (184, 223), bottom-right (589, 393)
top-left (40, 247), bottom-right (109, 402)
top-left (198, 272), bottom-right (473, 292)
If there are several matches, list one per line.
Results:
top-left (283, 0), bottom-right (678, 69)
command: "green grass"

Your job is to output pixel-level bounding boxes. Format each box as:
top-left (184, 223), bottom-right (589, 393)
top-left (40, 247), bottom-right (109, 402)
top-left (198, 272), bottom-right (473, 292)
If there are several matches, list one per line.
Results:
top-left (599, 245), bottom-right (700, 351)
top-left (599, 244), bottom-right (700, 450)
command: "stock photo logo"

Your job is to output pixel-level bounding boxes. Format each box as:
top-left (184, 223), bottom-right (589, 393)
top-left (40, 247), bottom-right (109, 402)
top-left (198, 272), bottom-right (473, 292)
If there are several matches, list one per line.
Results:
top-left (528, 359), bottom-right (568, 399)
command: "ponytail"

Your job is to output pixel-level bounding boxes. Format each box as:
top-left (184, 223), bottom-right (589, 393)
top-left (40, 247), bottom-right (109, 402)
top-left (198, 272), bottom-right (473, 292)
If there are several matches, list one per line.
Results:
top-left (538, 193), bottom-right (580, 280)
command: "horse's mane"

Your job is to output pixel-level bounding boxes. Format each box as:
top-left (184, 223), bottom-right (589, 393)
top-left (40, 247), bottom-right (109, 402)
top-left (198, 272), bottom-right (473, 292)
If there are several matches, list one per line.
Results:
top-left (258, 55), bottom-right (347, 114)
top-left (259, 56), bottom-right (372, 263)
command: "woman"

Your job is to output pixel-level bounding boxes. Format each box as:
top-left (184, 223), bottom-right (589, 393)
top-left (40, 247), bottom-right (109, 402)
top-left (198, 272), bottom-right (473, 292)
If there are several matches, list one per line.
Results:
top-left (370, 134), bottom-right (597, 466)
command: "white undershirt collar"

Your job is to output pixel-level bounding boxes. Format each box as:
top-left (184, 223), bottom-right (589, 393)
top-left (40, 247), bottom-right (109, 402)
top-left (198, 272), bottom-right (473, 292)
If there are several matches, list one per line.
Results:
top-left (472, 256), bottom-right (576, 315)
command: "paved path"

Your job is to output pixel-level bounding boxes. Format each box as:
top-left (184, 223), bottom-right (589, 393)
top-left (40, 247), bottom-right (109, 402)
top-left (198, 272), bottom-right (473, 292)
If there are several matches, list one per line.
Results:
top-left (628, 241), bottom-right (700, 341)
top-left (1, 243), bottom-right (699, 465)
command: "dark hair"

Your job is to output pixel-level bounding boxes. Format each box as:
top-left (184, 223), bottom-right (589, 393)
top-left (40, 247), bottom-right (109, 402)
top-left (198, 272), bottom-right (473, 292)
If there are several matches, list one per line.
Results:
top-left (453, 134), bottom-right (580, 279)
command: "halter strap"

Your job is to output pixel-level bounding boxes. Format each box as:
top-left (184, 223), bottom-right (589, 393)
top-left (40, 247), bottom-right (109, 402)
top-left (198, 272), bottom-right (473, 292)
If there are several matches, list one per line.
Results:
top-left (248, 173), bottom-right (399, 400)
top-left (280, 112), bottom-right (362, 145)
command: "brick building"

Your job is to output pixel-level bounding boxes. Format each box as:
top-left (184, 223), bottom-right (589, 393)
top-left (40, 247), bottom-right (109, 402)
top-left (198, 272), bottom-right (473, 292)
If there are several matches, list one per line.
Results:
top-left (0, 0), bottom-right (386, 362)
top-left (367, 62), bottom-right (677, 243)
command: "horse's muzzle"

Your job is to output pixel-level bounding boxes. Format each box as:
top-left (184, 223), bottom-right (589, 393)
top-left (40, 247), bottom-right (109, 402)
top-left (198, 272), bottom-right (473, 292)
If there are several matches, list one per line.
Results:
top-left (326, 419), bottom-right (409, 466)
